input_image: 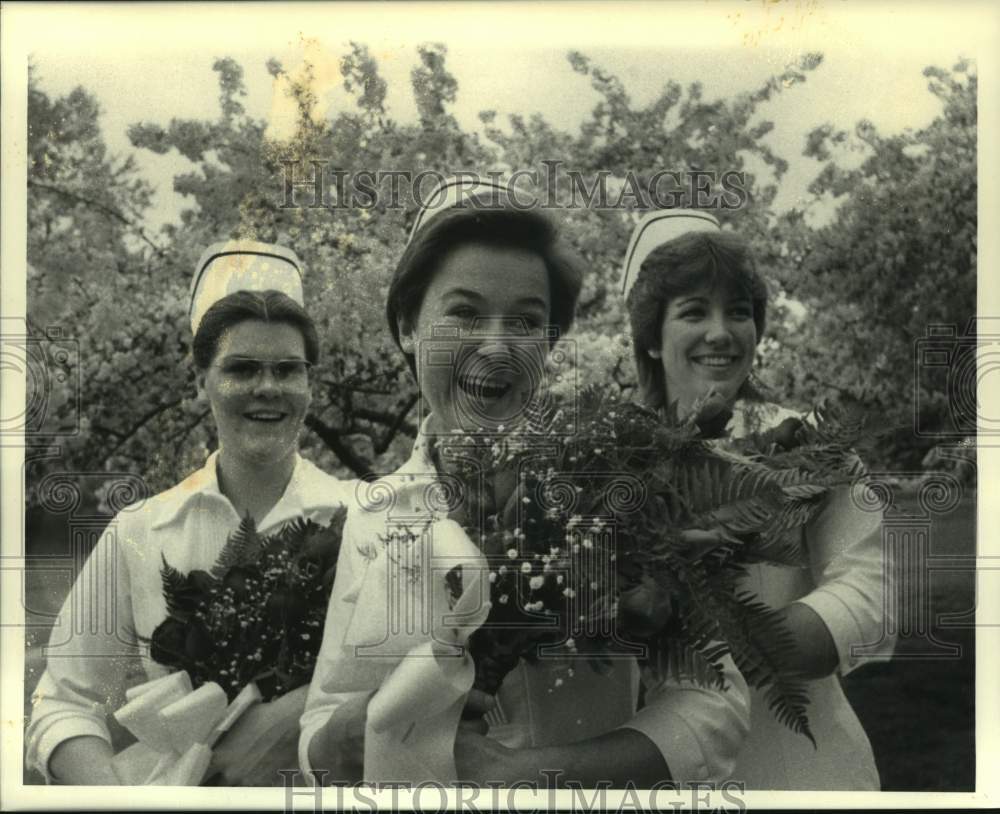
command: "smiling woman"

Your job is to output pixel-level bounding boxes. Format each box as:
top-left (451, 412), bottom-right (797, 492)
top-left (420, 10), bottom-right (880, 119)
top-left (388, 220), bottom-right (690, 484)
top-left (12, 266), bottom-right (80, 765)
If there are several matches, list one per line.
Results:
top-left (192, 292), bottom-right (318, 520)
top-left (301, 180), bottom-right (752, 789)
top-left (398, 242), bottom-right (551, 435)
top-left (24, 241), bottom-right (351, 787)
top-left (623, 211), bottom-right (894, 790)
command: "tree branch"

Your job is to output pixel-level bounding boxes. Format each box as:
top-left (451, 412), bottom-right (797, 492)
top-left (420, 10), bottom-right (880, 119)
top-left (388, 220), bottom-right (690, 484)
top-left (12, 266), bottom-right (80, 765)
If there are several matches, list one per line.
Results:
top-left (100, 397), bottom-right (185, 465)
top-left (27, 179), bottom-right (164, 257)
top-left (354, 404), bottom-right (418, 439)
top-left (304, 413), bottom-right (375, 479)
top-left (374, 394), bottom-right (419, 455)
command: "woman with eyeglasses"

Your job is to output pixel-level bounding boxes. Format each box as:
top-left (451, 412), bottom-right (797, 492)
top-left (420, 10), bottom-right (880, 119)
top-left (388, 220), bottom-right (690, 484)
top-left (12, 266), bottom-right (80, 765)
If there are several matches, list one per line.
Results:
top-left (26, 241), bottom-right (350, 786)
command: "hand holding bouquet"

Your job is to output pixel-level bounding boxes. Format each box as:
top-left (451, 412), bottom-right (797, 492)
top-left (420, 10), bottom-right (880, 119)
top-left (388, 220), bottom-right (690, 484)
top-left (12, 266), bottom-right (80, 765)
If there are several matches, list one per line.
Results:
top-left (117, 509), bottom-right (346, 784)
top-left (436, 388), bottom-right (871, 744)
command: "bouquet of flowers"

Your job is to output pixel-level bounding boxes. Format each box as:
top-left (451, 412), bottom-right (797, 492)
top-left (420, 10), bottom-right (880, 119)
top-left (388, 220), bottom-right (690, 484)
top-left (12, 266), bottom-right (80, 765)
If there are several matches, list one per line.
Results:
top-left (113, 509), bottom-right (346, 784)
top-left (436, 388), bottom-right (870, 744)
top-left (147, 510), bottom-right (346, 700)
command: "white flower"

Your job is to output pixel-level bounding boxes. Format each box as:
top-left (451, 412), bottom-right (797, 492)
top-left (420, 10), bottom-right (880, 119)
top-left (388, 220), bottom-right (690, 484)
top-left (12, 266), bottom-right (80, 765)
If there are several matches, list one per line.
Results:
top-left (499, 565), bottom-right (508, 575)
top-left (563, 587), bottom-right (576, 598)
top-left (507, 548), bottom-right (519, 559)
top-left (529, 575), bottom-right (544, 590)
top-left (554, 678), bottom-right (564, 688)
top-left (521, 562), bottom-right (532, 574)
top-left (499, 594), bottom-right (509, 605)
top-left (489, 571), bottom-right (498, 583)
top-left (556, 575), bottom-right (565, 585)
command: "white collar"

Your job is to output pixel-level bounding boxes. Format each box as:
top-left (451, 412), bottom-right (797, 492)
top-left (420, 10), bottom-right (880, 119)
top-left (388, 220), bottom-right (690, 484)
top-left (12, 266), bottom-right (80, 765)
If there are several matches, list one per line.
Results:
top-left (149, 450), bottom-right (346, 530)
top-left (726, 399), bottom-right (801, 439)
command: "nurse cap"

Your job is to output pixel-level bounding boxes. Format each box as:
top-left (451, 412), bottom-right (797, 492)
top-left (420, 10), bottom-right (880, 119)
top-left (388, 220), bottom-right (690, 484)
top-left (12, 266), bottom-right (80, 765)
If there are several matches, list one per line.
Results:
top-left (620, 209), bottom-right (721, 301)
top-left (189, 240), bottom-right (304, 335)
top-left (407, 175), bottom-right (532, 245)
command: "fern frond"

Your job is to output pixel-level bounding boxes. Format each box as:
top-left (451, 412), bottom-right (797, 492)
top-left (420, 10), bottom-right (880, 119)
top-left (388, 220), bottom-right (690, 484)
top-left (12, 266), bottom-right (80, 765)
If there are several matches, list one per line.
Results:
top-left (160, 553), bottom-right (188, 616)
top-left (210, 513), bottom-right (262, 579)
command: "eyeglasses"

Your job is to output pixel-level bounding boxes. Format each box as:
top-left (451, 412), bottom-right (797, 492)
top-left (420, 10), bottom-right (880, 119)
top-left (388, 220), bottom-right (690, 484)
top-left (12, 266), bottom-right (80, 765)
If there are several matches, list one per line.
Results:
top-left (215, 357), bottom-right (312, 387)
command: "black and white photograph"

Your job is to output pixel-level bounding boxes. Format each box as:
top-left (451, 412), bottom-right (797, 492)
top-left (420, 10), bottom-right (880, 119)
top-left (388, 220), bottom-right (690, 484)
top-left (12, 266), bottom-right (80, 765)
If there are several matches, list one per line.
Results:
top-left (1, 1), bottom-right (996, 810)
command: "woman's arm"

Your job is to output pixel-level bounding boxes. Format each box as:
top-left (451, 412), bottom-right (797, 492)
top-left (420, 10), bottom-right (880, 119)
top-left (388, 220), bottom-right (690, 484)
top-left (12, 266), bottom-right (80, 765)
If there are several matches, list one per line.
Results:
top-left (782, 481), bottom-right (892, 678)
top-left (761, 602), bottom-right (839, 680)
top-left (298, 509), bottom-right (372, 784)
top-left (456, 656), bottom-right (750, 787)
top-left (48, 737), bottom-right (119, 786)
top-left (26, 514), bottom-right (141, 784)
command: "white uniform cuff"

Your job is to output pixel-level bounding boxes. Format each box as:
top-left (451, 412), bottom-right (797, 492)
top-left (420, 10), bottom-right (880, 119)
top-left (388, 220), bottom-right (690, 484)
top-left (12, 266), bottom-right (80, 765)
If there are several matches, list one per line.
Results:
top-left (31, 718), bottom-right (112, 784)
top-left (620, 701), bottom-right (711, 784)
top-left (793, 590), bottom-right (891, 676)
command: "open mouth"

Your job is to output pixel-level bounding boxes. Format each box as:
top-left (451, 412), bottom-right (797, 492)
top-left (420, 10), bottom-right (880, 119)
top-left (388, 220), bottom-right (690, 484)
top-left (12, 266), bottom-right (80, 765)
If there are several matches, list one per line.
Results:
top-left (691, 354), bottom-right (741, 369)
top-left (457, 375), bottom-right (513, 401)
top-left (243, 410), bottom-right (288, 423)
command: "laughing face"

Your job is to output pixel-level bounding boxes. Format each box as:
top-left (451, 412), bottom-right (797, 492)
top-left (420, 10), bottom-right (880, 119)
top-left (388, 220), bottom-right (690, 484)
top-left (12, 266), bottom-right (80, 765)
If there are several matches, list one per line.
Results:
top-left (399, 241), bottom-right (552, 436)
top-left (651, 283), bottom-right (757, 417)
top-left (199, 319), bottom-right (311, 468)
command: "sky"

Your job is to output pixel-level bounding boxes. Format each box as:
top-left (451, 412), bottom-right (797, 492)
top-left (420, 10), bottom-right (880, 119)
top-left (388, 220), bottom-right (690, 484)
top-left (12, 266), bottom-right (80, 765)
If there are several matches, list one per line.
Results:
top-left (8, 1), bottom-right (997, 231)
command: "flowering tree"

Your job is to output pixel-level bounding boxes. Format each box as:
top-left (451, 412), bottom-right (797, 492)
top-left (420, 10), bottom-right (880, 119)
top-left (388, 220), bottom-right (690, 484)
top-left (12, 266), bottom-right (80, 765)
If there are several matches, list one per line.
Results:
top-left (24, 47), bottom-right (975, 501)
top-left (764, 60), bottom-right (977, 467)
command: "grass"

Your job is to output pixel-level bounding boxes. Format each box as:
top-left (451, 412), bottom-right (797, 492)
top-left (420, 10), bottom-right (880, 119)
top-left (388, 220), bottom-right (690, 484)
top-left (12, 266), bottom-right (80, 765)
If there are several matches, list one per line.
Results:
top-left (20, 494), bottom-right (976, 789)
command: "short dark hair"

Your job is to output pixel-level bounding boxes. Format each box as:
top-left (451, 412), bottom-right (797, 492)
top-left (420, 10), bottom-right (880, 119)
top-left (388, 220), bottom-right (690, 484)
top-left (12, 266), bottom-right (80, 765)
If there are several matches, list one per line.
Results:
top-left (386, 200), bottom-right (584, 376)
top-left (192, 289), bottom-right (319, 369)
top-left (626, 230), bottom-right (768, 410)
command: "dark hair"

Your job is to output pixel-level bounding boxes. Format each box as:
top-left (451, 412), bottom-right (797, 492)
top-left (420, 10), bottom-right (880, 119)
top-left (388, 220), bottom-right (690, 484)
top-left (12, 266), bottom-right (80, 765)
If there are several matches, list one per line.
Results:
top-left (192, 289), bottom-right (320, 370)
top-left (386, 199), bottom-right (584, 376)
top-left (625, 230), bottom-right (768, 411)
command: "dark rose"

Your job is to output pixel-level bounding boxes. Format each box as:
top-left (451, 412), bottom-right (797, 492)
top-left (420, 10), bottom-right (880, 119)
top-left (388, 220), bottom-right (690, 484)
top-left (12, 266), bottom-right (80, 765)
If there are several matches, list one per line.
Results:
top-left (301, 524), bottom-right (337, 567)
top-left (266, 589), bottom-right (308, 624)
top-left (186, 570), bottom-right (217, 593)
top-left (149, 617), bottom-right (188, 666)
top-left (184, 619), bottom-right (214, 661)
top-left (693, 393), bottom-right (734, 440)
top-left (618, 576), bottom-right (674, 638)
top-left (768, 416), bottom-right (804, 450)
top-left (222, 565), bottom-right (258, 599)
top-left (168, 570), bottom-right (217, 615)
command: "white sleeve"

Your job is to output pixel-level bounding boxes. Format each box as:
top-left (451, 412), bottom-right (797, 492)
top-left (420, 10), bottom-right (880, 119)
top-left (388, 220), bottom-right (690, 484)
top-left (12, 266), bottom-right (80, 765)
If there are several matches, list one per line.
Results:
top-left (24, 511), bottom-right (142, 782)
top-left (794, 481), bottom-right (895, 675)
top-left (620, 655), bottom-right (750, 784)
top-left (298, 509), bottom-right (369, 784)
